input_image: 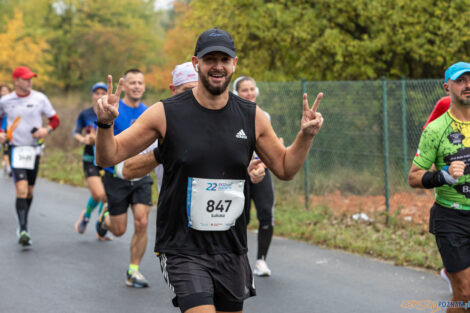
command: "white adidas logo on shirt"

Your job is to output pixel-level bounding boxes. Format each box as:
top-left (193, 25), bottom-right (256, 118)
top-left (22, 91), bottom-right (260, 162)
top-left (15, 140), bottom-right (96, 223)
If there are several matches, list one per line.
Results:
top-left (235, 129), bottom-right (247, 139)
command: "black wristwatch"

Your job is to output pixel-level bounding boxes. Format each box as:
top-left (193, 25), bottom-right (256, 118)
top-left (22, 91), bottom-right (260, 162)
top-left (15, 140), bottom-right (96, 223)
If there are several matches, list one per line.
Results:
top-left (94, 121), bottom-right (113, 129)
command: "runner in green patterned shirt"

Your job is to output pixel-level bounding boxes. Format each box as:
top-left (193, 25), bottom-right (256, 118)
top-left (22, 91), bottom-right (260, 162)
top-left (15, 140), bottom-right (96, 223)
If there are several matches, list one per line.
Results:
top-left (409, 61), bottom-right (470, 313)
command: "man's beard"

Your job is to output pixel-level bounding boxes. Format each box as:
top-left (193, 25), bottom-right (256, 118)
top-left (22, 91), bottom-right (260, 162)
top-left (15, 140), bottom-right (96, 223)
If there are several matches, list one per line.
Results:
top-left (200, 71), bottom-right (233, 96)
top-left (17, 85), bottom-right (30, 94)
top-left (451, 89), bottom-right (470, 106)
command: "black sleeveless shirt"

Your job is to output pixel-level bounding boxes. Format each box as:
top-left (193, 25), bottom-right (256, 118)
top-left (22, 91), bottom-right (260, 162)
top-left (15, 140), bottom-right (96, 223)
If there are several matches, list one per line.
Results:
top-left (154, 90), bottom-right (256, 255)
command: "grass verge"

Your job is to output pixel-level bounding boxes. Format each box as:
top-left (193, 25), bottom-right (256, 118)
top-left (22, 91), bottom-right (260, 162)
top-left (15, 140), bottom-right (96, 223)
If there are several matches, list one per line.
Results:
top-left (248, 191), bottom-right (442, 271)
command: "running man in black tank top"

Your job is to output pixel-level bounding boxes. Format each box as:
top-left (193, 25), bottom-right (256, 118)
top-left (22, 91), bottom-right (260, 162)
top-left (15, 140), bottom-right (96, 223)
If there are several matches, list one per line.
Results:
top-left (94, 28), bottom-right (324, 313)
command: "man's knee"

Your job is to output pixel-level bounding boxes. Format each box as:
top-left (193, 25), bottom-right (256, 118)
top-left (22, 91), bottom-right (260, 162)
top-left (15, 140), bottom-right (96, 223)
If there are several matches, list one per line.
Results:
top-left (110, 225), bottom-right (126, 237)
top-left (15, 183), bottom-right (29, 198)
top-left (454, 283), bottom-right (470, 299)
top-left (108, 215), bottom-right (127, 236)
top-left (16, 190), bottom-right (28, 198)
top-left (91, 191), bottom-right (106, 203)
top-left (132, 204), bottom-right (150, 233)
top-left (134, 215), bottom-right (148, 233)
top-left (452, 271), bottom-right (470, 299)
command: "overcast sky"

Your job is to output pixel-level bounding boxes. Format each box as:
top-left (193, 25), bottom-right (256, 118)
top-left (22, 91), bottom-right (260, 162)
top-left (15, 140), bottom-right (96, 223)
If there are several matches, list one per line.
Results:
top-left (155, 0), bottom-right (174, 10)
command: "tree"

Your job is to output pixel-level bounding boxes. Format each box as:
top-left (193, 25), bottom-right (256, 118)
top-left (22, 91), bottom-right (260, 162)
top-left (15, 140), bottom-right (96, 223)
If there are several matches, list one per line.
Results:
top-left (40, 0), bottom-right (166, 90)
top-left (172, 0), bottom-right (470, 81)
top-left (0, 9), bottom-right (51, 86)
top-left (146, 1), bottom-right (196, 89)
top-left (0, 0), bottom-right (167, 90)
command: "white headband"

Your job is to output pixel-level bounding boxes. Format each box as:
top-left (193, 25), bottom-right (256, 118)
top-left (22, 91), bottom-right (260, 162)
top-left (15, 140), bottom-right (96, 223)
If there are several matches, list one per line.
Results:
top-left (172, 62), bottom-right (198, 87)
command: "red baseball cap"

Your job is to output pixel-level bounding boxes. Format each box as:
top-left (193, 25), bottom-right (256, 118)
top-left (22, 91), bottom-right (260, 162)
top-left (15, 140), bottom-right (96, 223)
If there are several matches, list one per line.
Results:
top-left (12, 66), bottom-right (37, 79)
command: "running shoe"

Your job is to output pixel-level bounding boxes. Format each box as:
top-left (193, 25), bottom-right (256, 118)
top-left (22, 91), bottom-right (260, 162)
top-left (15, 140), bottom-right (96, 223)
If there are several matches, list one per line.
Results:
top-left (95, 204), bottom-right (108, 238)
top-left (253, 259), bottom-right (271, 277)
top-left (18, 230), bottom-right (32, 247)
top-left (75, 210), bottom-right (89, 234)
top-left (440, 268), bottom-right (453, 294)
top-left (126, 270), bottom-right (149, 288)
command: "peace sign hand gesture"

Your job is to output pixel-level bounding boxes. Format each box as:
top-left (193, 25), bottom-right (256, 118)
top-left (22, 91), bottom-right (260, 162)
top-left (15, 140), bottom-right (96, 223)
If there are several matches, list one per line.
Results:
top-left (95, 75), bottom-right (124, 124)
top-left (301, 92), bottom-right (324, 137)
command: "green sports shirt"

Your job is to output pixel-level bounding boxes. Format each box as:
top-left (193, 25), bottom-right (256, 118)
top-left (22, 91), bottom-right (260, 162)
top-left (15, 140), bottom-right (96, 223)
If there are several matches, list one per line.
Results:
top-left (413, 110), bottom-right (470, 208)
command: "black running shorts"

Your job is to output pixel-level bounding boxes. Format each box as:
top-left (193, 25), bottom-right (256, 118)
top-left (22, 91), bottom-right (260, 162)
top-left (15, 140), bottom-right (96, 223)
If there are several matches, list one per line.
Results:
top-left (9, 150), bottom-right (40, 186)
top-left (83, 160), bottom-right (100, 178)
top-left (103, 171), bottom-right (153, 216)
top-left (430, 202), bottom-right (470, 273)
top-left (158, 252), bottom-right (256, 313)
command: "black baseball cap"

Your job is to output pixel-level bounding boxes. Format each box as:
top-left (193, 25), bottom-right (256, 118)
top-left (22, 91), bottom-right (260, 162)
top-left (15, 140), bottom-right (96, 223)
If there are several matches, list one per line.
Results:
top-left (194, 28), bottom-right (236, 58)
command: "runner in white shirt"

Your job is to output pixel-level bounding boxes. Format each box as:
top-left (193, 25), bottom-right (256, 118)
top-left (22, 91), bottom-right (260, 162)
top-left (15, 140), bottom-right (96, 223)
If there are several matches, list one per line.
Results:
top-left (0, 66), bottom-right (60, 247)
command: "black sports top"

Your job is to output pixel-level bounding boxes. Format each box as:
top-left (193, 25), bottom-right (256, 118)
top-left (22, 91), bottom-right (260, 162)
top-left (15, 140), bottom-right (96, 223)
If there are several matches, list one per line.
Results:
top-left (154, 89), bottom-right (256, 255)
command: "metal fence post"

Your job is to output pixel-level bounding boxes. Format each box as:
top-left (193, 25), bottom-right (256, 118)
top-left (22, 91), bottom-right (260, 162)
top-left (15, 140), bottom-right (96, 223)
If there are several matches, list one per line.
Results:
top-left (401, 77), bottom-right (408, 184)
top-left (301, 78), bottom-right (309, 210)
top-left (382, 77), bottom-right (390, 223)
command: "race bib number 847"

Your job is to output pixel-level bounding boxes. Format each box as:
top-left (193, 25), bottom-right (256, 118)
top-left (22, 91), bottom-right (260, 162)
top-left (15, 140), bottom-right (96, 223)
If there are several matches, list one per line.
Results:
top-left (186, 177), bottom-right (245, 231)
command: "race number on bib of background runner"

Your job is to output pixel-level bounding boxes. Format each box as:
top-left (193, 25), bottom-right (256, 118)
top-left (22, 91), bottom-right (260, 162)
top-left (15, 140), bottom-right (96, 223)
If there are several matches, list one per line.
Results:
top-left (12, 146), bottom-right (37, 170)
top-left (186, 177), bottom-right (245, 231)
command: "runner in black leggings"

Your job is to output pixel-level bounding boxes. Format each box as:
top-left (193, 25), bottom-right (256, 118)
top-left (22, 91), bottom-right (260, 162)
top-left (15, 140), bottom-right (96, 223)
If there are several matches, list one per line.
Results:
top-left (233, 76), bottom-right (276, 276)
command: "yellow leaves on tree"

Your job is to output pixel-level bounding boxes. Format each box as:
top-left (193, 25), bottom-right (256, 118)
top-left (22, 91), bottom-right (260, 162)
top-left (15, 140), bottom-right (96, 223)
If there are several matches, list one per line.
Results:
top-left (0, 10), bottom-right (50, 87)
top-left (147, 1), bottom-right (197, 90)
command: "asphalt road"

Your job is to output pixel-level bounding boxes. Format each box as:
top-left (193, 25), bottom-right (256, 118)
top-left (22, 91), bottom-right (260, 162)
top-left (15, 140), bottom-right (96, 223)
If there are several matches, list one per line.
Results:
top-left (0, 175), bottom-right (451, 313)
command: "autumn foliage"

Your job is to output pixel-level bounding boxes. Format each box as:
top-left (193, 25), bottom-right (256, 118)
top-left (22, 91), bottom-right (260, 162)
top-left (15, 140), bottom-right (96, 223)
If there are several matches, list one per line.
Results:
top-left (0, 10), bottom-right (50, 87)
top-left (0, 0), bottom-right (469, 92)
top-left (147, 1), bottom-right (197, 89)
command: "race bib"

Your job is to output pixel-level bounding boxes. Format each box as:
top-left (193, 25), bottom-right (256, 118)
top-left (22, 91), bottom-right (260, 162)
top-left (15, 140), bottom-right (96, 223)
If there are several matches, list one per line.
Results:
top-left (12, 146), bottom-right (37, 170)
top-left (187, 177), bottom-right (245, 231)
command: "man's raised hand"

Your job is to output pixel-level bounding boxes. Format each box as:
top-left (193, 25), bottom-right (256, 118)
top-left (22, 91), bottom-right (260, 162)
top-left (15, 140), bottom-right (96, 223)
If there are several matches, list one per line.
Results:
top-left (301, 92), bottom-right (324, 137)
top-left (95, 75), bottom-right (124, 124)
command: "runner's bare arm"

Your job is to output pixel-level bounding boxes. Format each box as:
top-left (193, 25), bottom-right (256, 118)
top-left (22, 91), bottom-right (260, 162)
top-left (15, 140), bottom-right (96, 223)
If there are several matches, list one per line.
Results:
top-left (74, 133), bottom-right (85, 144)
top-left (0, 132), bottom-right (6, 143)
top-left (122, 151), bottom-right (159, 180)
top-left (96, 102), bottom-right (165, 167)
top-left (408, 164), bottom-right (427, 188)
top-left (95, 75), bottom-right (166, 167)
top-left (86, 132), bottom-right (96, 146)
top-left (408, 161), bottom-right (465, 188)
top-left (255, 93), bottom-right (323, 180)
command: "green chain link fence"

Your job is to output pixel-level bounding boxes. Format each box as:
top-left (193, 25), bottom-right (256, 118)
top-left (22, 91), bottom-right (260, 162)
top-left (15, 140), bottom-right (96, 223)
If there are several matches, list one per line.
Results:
top-left (256, 78), bottom-right (445, 213)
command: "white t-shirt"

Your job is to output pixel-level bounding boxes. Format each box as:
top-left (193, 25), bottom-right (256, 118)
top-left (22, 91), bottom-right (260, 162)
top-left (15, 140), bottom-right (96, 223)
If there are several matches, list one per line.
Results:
top-left (154, 164), bottom-right (163, 193)
top-left (141, 140), bottom-right (163, 192)
top-left (140, 139), bottom-right (163, 191)
top-left (0, 90), bottom-right (56, 146)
